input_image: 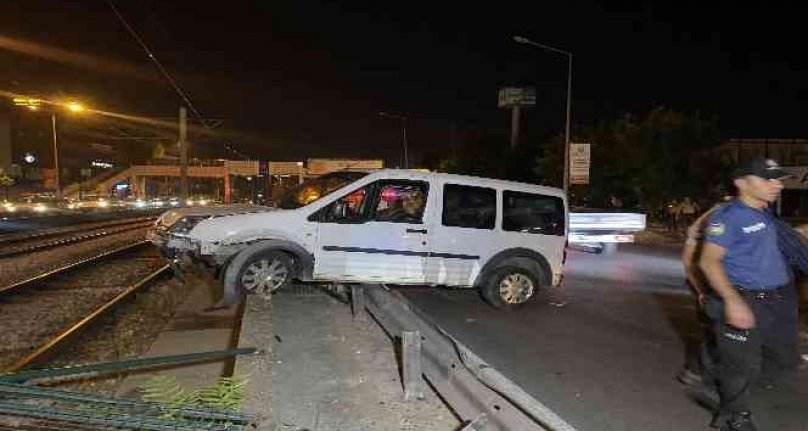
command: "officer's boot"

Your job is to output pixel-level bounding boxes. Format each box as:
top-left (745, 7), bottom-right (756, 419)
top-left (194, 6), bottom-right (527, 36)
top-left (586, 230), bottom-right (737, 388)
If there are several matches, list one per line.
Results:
top-left (718, 411), bottom-right (757, 431)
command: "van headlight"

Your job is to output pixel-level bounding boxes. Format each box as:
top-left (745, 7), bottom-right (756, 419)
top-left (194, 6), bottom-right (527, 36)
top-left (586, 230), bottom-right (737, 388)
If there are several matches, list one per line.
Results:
top-left (169, 216), bottom-right (207, 236)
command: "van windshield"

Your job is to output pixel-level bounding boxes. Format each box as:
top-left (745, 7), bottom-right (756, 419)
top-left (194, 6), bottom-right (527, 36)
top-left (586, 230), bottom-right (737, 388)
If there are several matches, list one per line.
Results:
top-left (275, 171), bottom-right (369, 209)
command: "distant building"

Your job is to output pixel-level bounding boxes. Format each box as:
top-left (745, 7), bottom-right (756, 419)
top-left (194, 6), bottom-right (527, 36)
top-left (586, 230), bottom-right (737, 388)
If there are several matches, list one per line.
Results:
top-left (719, 138), bottom-right (808, 166)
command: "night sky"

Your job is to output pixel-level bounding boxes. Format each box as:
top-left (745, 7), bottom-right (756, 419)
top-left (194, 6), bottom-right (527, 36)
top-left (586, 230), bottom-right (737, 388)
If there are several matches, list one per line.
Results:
top-left (1, 1), bottom-right (805, 164)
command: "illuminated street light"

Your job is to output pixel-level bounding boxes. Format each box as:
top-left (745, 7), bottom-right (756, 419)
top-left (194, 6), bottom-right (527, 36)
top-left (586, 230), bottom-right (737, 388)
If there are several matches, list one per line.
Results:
top-left (12, 96), bottom-right (87, 199)
top-left (66, 101), bottom-right (84, 113)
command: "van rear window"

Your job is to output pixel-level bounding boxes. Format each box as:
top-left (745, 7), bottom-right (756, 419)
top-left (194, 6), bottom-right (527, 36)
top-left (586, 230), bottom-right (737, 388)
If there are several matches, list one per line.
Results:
top-left (442, 184), bottom-right (496, 230)
top-left (502, 191), bottom-right (565, 236)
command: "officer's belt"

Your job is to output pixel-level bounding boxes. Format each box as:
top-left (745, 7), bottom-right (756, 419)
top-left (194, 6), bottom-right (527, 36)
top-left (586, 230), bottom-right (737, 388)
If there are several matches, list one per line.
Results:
top-left (735, 285), bottom-right (786, 300)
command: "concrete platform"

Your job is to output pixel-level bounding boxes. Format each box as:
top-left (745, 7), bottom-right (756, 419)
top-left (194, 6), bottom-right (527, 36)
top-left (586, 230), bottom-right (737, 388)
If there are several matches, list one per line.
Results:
top-left (116, 275), bottom-right (239, 398)
top-left (236, 286), bottom-right (460, 431)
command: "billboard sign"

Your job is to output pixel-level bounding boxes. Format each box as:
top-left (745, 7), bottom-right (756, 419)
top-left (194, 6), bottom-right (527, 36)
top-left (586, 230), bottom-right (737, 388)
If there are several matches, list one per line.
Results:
top-left (498, 87), bottom-right (536, 108)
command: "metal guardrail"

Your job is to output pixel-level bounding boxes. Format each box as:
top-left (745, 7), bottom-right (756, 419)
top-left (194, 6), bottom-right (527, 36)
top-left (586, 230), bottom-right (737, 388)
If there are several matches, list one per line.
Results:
top-left (363, 285), bottom-right (579, 431)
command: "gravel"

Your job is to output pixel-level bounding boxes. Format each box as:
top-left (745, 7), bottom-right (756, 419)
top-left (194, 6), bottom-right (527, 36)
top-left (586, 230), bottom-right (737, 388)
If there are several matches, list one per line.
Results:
top-left (0, 245), bottom-right (165, 370)
top-left (41, 275), bottom-right (195, 396)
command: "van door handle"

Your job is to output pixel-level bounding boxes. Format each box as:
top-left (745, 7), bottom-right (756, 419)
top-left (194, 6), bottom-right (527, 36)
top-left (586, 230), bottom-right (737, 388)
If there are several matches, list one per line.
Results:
top-left (406, 228), bottom-right (428, 234)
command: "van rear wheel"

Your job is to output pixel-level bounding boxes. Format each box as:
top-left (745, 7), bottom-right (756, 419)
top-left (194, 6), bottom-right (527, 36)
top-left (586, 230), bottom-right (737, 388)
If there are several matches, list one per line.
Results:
top-left (481, 266), bottom-right (539, 309)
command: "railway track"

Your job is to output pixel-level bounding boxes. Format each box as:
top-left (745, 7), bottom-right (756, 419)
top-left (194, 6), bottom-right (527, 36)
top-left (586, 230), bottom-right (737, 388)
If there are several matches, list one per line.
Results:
top-left (0, 241), bottom-right (169, 373)
top-left (0, 218), bottom-right (155, 258)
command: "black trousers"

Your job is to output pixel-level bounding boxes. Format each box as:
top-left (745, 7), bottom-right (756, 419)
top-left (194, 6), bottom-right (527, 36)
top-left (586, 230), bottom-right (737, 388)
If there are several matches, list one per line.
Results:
top-left (704, 283), bottom-right (800, 415)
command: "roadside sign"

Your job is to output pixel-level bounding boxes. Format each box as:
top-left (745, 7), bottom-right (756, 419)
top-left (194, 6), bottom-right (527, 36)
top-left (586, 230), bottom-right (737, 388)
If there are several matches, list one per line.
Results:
top-left (570, 143), bottom-right (591, 185)
top-left (498, 87), bottom-right (536, 108)
top-left (12, 97), bottom-right (42, 108)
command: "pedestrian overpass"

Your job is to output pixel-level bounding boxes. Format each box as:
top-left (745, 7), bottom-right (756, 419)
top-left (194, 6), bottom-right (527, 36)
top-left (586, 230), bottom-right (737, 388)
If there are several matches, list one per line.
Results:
top-left (63, 159), bottom-right (383, 203)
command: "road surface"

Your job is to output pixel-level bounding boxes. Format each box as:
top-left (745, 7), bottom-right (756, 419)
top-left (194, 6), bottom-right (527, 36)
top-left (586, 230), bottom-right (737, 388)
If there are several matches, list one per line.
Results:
top-left (399, 245), bottom-right (808, 431)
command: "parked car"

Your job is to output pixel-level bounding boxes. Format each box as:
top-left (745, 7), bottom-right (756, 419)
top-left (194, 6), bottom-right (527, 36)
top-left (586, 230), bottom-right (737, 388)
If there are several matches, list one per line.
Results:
top-left (14, 195), bottom-right (61, 213)
top-left (1, 200), bottom-right (18, 214)
top-left (185, 196), bottom-right (215, 207)
top-left (150, 169), bottom-right (568, 309)
top-left (66, 195), bottom-right (117, 210)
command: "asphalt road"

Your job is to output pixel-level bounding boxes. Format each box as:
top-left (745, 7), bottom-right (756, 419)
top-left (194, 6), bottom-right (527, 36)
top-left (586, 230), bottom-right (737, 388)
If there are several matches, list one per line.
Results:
top-left (399, 245), bottom-right (808, 431)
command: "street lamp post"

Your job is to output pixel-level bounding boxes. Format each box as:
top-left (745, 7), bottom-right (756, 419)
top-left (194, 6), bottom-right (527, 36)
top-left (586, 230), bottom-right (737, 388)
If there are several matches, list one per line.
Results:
top-left (379, 112), bottom-right (409, 169)
top-left (13, 99), bottom-right (84, 200)
top-left (51, 113), bottom-right (60, 199)
top-left (513, 35), bottom-right (573, 195)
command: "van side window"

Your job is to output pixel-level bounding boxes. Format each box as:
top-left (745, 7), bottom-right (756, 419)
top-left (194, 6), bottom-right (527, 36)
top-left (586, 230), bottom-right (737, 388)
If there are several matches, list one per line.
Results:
top-left (442, 184), bottom-right (496, 230)
top-left (502, 191), bottom-right (565, 236)
top-left (315, 187), bottom-right (370, 223)
top-left (372, 181), bottom-right (429, 224)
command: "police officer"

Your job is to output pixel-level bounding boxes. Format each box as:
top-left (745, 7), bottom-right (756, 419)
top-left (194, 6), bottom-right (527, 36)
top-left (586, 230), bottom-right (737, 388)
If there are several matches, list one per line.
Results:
top-left (699, 158), bottom-right (798, 431)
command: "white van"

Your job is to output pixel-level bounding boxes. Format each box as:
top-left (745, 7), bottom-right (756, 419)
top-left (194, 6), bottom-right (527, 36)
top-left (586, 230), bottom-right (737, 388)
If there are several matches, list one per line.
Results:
top-left (152, 169), bottom-right (568, 308)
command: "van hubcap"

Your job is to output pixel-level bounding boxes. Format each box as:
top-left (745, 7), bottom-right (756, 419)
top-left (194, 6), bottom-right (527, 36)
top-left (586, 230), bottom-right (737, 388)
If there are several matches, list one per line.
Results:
top-left (241, 258), bottom-right (289, 297)
top-left (499, 273), bottom-right (534, 304)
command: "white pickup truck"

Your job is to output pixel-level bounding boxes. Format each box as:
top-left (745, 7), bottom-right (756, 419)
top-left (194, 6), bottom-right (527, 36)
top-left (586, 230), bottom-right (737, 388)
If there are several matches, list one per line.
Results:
top-left (568, 210), bottom-right (647, 253)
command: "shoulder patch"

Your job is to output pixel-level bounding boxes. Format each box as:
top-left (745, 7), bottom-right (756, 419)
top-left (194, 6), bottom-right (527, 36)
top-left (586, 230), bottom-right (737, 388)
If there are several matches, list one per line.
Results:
top-left (706, 222), bottom-right (726, 236)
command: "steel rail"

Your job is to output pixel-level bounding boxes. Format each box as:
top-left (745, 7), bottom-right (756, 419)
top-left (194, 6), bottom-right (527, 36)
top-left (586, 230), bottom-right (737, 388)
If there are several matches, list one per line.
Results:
top-left (3, 263), bottom-right (170, 373)
top-left (0, 216), bottom-right (155, 246)
top-left (0, 220), bottom-right (153, 258)
top-left (0, 240), bottom-right (151, 295)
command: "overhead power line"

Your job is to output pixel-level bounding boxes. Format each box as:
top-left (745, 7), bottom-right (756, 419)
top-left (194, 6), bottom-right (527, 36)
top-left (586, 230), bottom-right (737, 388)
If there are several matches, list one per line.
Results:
top-left (105, 0), bottom-right (249, 159)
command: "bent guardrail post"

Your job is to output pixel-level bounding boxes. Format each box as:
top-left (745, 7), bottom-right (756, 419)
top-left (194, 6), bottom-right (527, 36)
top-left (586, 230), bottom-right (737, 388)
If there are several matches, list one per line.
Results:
top-left (364, 284), bottom-right (579, 431)
top-left (351, 284), bottom-right (366, 320)
top-left (460, 413), bottom-right (489, 431)
top-left (402, 330), bottom-right (423, 401)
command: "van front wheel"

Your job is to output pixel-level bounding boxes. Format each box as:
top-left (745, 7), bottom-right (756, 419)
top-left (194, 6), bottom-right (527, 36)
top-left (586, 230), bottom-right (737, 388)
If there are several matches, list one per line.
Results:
top-left (237, 251), bottom-right (294, 298)
top-left (481, 266), bottom-right (539, 309)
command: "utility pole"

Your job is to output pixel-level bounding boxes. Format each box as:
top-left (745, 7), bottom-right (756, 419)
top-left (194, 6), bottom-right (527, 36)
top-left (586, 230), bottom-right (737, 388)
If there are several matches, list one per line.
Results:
top-left (402, 116), bottom-right (409, 169)
top-left (379, 112), bottom-right (409, 169)
top-left (563, 54), bottom-right (573, 195)
top-left (51, 113), bottom-right (60, 199)
top-left (513, 35), bottom-right (574, 194)
top-left (510, 106), bottom-right (521, 150)
top-left (179, 107), bottom-right (188, 202)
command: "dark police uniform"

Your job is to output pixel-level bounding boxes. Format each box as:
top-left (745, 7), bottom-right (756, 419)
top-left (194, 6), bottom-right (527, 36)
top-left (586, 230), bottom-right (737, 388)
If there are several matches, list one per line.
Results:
top-left (704, 199), bottom-right (799, 418)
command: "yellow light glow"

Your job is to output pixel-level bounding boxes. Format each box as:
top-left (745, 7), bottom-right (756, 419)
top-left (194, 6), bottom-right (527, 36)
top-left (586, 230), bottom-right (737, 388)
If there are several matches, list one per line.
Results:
top-left (27, 105), bottom-right (39, 111)
top-left (67, 101), bottom-right (83, 113)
